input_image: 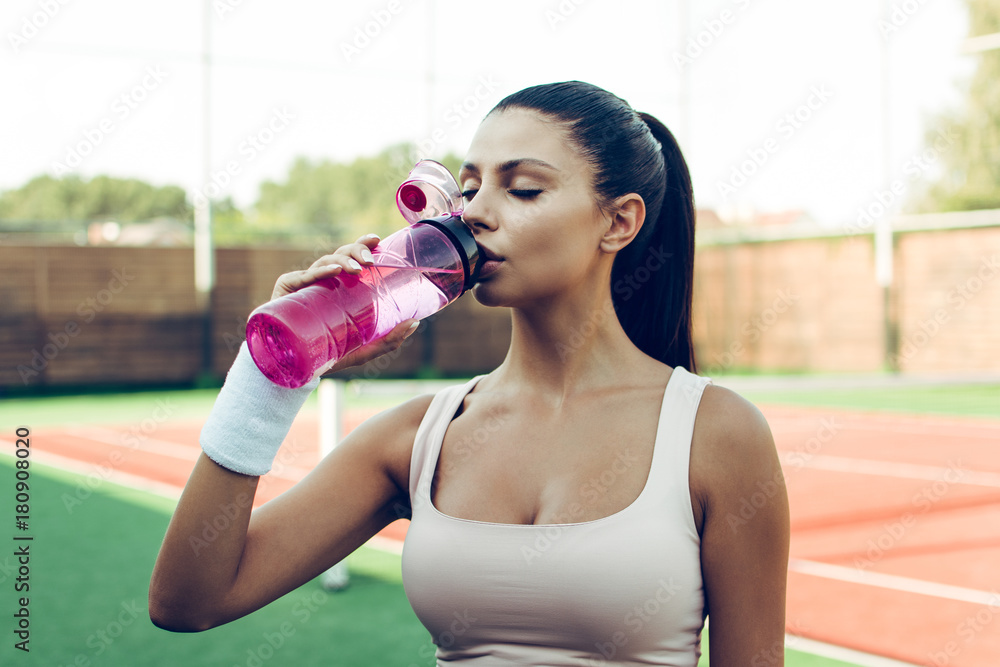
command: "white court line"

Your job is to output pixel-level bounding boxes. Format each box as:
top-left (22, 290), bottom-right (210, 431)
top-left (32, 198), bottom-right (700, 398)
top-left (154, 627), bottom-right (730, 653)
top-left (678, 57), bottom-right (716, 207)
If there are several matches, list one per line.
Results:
top-left (779, 453), bottom-right (1000, 487)
top-left (0, 448), bottom-right (184, 502)
top-left (789, 559), bottom-right (1000, 607)
top-left (829, 420), bottom-right (1000, 440)
top-left (786, 635), bottom-right (922, 667)
top-left (0, 433), bottom-right (316, 487)
top-left (62, 425), bottom-right (203, 459)
top-left (50, 426), bottom-right (319, 481)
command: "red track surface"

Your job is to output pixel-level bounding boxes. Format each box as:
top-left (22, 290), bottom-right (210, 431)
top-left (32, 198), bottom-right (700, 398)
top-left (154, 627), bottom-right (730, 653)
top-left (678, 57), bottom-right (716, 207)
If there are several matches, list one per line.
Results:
top-left (19, 403), bottom-right (1000, 666)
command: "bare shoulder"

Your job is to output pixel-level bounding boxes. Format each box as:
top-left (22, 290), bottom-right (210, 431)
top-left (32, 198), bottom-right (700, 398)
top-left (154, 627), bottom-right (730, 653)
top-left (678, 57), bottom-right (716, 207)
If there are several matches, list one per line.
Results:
top-left (689, 383), bottom-right (790, 662)
top-left (338, 392), bottom-right (436, 493)
top-left (690, 383), bottom-right (783, 519)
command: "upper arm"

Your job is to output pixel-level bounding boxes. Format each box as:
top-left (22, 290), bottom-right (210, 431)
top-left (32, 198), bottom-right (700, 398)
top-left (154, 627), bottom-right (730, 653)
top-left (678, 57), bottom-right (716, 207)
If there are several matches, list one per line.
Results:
top-left (217, 393), bottom-right (433, 625)
top-left (692, 386), bottom-right (790, 666)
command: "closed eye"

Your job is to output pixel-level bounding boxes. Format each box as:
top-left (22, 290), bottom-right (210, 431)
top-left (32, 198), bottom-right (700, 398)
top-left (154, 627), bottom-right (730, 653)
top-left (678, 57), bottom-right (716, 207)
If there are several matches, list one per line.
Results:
top-left (461, 189), bottom-right (478, 200)
top-left (508, 189), bottom-right (542, 199)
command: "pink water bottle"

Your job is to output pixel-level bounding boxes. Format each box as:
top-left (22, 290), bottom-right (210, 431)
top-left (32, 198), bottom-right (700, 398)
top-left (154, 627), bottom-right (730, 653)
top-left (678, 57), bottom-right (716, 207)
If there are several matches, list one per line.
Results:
top-left (245, 160), bottom-right (480, 388)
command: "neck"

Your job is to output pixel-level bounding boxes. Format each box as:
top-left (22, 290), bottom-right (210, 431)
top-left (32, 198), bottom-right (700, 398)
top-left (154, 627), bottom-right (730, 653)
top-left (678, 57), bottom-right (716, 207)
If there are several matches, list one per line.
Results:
top-left (491, 286), bottom-right (653, 402)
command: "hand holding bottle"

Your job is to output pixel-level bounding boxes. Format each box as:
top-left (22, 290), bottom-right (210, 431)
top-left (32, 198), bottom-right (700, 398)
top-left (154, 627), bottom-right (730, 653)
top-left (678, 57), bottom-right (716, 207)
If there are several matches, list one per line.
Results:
top-left (266, 233), bottom-right (421, 377)
top-left (246, 160), bottom-right (480, 388)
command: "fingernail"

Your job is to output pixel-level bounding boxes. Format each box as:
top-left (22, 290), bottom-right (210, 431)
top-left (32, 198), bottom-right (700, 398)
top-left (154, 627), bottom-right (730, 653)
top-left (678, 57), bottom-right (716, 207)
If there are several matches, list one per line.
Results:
top-left (348, 259), bottom-right (362, 270)
top-left (361, 248), bottom-right (374, 263)
top-left (403, 321), bottom-right (419, 338)
top-left (362, 233), bottom-right (380, 241)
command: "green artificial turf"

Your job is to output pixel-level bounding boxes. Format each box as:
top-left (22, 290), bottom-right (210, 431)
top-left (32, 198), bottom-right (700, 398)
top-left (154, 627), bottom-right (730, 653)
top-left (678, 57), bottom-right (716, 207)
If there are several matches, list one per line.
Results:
top-left (736, 383), bottom-right (1000, 418)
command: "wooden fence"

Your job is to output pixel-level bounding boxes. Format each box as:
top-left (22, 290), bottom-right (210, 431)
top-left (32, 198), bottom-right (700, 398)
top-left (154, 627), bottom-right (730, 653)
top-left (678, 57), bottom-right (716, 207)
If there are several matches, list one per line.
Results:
top-left (2, 212), bottom-right (998, 390)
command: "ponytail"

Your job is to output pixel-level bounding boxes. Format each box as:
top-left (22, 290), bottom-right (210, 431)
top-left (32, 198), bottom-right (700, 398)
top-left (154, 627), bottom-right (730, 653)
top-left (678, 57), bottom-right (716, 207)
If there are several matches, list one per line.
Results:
top-left (613, 113), bottom-right (696, 372)
top-left (492, 81), bottom-right (698, 372)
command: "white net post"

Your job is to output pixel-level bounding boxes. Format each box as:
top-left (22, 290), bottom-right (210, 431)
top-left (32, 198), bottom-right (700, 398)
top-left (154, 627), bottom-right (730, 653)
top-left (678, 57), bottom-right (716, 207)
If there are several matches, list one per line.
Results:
top-left (318, 378), bottom-right (350, 591)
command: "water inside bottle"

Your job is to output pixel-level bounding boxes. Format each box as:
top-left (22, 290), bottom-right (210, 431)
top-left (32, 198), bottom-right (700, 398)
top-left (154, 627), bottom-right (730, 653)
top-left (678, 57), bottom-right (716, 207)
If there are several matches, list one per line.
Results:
top-left (247, 262), bottom-right (463, 388)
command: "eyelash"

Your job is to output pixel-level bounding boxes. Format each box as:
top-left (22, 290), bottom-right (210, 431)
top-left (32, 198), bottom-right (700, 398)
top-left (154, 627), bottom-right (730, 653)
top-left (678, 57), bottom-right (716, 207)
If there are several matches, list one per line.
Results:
top-left (510, 189), bottom-right (542, 199)
top-left (461, 189), bottom-right (542, 200)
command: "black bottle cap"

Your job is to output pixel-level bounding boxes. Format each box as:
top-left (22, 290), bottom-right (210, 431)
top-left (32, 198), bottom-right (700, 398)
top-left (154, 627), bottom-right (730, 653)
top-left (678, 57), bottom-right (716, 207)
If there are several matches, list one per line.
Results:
top-left (418, 214), bottom-right (482, 291)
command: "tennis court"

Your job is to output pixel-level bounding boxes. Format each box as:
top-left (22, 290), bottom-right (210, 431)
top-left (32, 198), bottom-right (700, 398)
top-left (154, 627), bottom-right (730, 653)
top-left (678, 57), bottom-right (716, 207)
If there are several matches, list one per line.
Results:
top-left (2, 376), bottom-right (997, 666)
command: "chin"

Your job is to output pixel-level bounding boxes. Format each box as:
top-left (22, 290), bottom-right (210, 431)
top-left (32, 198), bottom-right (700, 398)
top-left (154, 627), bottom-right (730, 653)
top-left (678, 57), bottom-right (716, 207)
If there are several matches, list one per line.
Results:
top-left (470, 282), bottom-right (510, 309)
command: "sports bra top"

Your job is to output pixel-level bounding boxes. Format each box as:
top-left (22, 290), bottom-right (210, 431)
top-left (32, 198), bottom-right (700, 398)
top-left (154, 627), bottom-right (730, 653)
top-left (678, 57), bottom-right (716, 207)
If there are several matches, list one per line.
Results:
top-left (401, 367), bottom-right (711, 665)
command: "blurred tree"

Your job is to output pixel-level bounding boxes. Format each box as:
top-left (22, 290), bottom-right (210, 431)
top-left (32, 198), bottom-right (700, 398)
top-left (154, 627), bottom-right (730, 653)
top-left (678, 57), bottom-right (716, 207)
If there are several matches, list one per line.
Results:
top-left (915, 0), bottom-right (1000, 212)
top-left (0, 147), bottom-right (465, 245)
top-left (0, 174), bottom-right (192, 223)
top-left (251, 143), bottom-right (463, 242)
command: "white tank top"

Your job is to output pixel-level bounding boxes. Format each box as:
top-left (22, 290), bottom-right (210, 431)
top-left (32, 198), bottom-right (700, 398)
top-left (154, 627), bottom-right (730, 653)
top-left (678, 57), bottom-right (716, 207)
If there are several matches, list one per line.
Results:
top-left (401, 367), bottom-right (711, 666)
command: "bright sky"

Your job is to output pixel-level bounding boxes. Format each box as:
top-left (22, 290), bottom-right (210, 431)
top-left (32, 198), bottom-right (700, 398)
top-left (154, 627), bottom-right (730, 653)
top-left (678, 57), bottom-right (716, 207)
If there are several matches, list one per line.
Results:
top-left (2, 0), bottom-right (975, 226)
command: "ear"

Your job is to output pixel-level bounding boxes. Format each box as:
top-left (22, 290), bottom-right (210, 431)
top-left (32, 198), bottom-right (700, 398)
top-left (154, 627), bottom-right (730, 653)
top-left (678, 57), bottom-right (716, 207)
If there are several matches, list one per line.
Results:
top-left (599, 193), bottom-right (645, 253)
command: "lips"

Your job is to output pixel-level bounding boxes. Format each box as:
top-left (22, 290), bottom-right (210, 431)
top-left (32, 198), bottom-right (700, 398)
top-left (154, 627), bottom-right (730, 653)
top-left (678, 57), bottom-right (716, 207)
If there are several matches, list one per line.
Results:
top-left (478, 245), bottom-right (504, 262)
top-left (476, 245), bottom-right (504, 278)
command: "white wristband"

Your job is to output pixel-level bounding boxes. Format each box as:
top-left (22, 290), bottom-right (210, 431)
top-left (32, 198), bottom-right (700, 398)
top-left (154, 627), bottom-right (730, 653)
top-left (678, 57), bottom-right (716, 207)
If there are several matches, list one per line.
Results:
top-left (200, 342), bottom-right (319, 476)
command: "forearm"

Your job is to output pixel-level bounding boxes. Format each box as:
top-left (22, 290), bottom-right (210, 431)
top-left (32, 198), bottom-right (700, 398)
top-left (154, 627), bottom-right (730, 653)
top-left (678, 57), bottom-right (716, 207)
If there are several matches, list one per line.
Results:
top-left (149, 453), bottom-right (260, 631)
top-left (149, 343), bottom-right (317, 631)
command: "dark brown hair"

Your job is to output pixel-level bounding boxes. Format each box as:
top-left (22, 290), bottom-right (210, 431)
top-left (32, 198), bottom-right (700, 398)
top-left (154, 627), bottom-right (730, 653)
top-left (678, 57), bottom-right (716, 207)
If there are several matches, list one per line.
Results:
top-left (490, 81), bottom-right (697, 370)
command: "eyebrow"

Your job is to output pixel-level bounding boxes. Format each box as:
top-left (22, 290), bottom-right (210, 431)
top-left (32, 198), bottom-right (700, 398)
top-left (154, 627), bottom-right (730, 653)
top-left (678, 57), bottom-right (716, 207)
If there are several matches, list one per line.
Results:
top-left (460, 158), bottom-right (559, 175)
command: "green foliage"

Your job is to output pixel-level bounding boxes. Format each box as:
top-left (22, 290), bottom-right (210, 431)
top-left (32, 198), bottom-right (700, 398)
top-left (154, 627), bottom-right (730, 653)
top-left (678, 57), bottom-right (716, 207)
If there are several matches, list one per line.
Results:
top-left (0, 145), bottom-right (465, 246)
top-left (0, 174), bottom-right (192, 223)
top-left (915, 0), bottom-right (1000, 212)
top-left (250, 143), bottom-right (463, 243)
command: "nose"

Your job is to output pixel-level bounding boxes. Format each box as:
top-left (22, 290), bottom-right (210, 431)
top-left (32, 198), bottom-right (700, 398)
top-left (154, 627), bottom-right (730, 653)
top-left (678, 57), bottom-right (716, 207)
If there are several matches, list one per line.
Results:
top-left (460, 190), bottom-right (498, 233)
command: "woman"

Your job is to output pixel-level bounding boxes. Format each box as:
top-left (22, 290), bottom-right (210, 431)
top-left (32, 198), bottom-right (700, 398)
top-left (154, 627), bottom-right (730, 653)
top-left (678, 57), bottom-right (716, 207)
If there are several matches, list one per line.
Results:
top-left (150, 81), bottom-right (789, 666)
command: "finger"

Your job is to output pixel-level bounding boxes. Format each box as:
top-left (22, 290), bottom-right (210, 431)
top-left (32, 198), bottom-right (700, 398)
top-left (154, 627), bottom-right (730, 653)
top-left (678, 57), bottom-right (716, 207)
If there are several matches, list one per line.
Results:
top-left (270, 259), bottom-right (349, 300)
top-left (323, 243), bottom-right (376, 271)
top-left (272, 234), bottom-right (381, 301)
top-left (322, 319), bottom-right (419, 374)
top-left (356, 233), bottom-right (381, 247)
top-left (309, 251), bottom-right (364, 274)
